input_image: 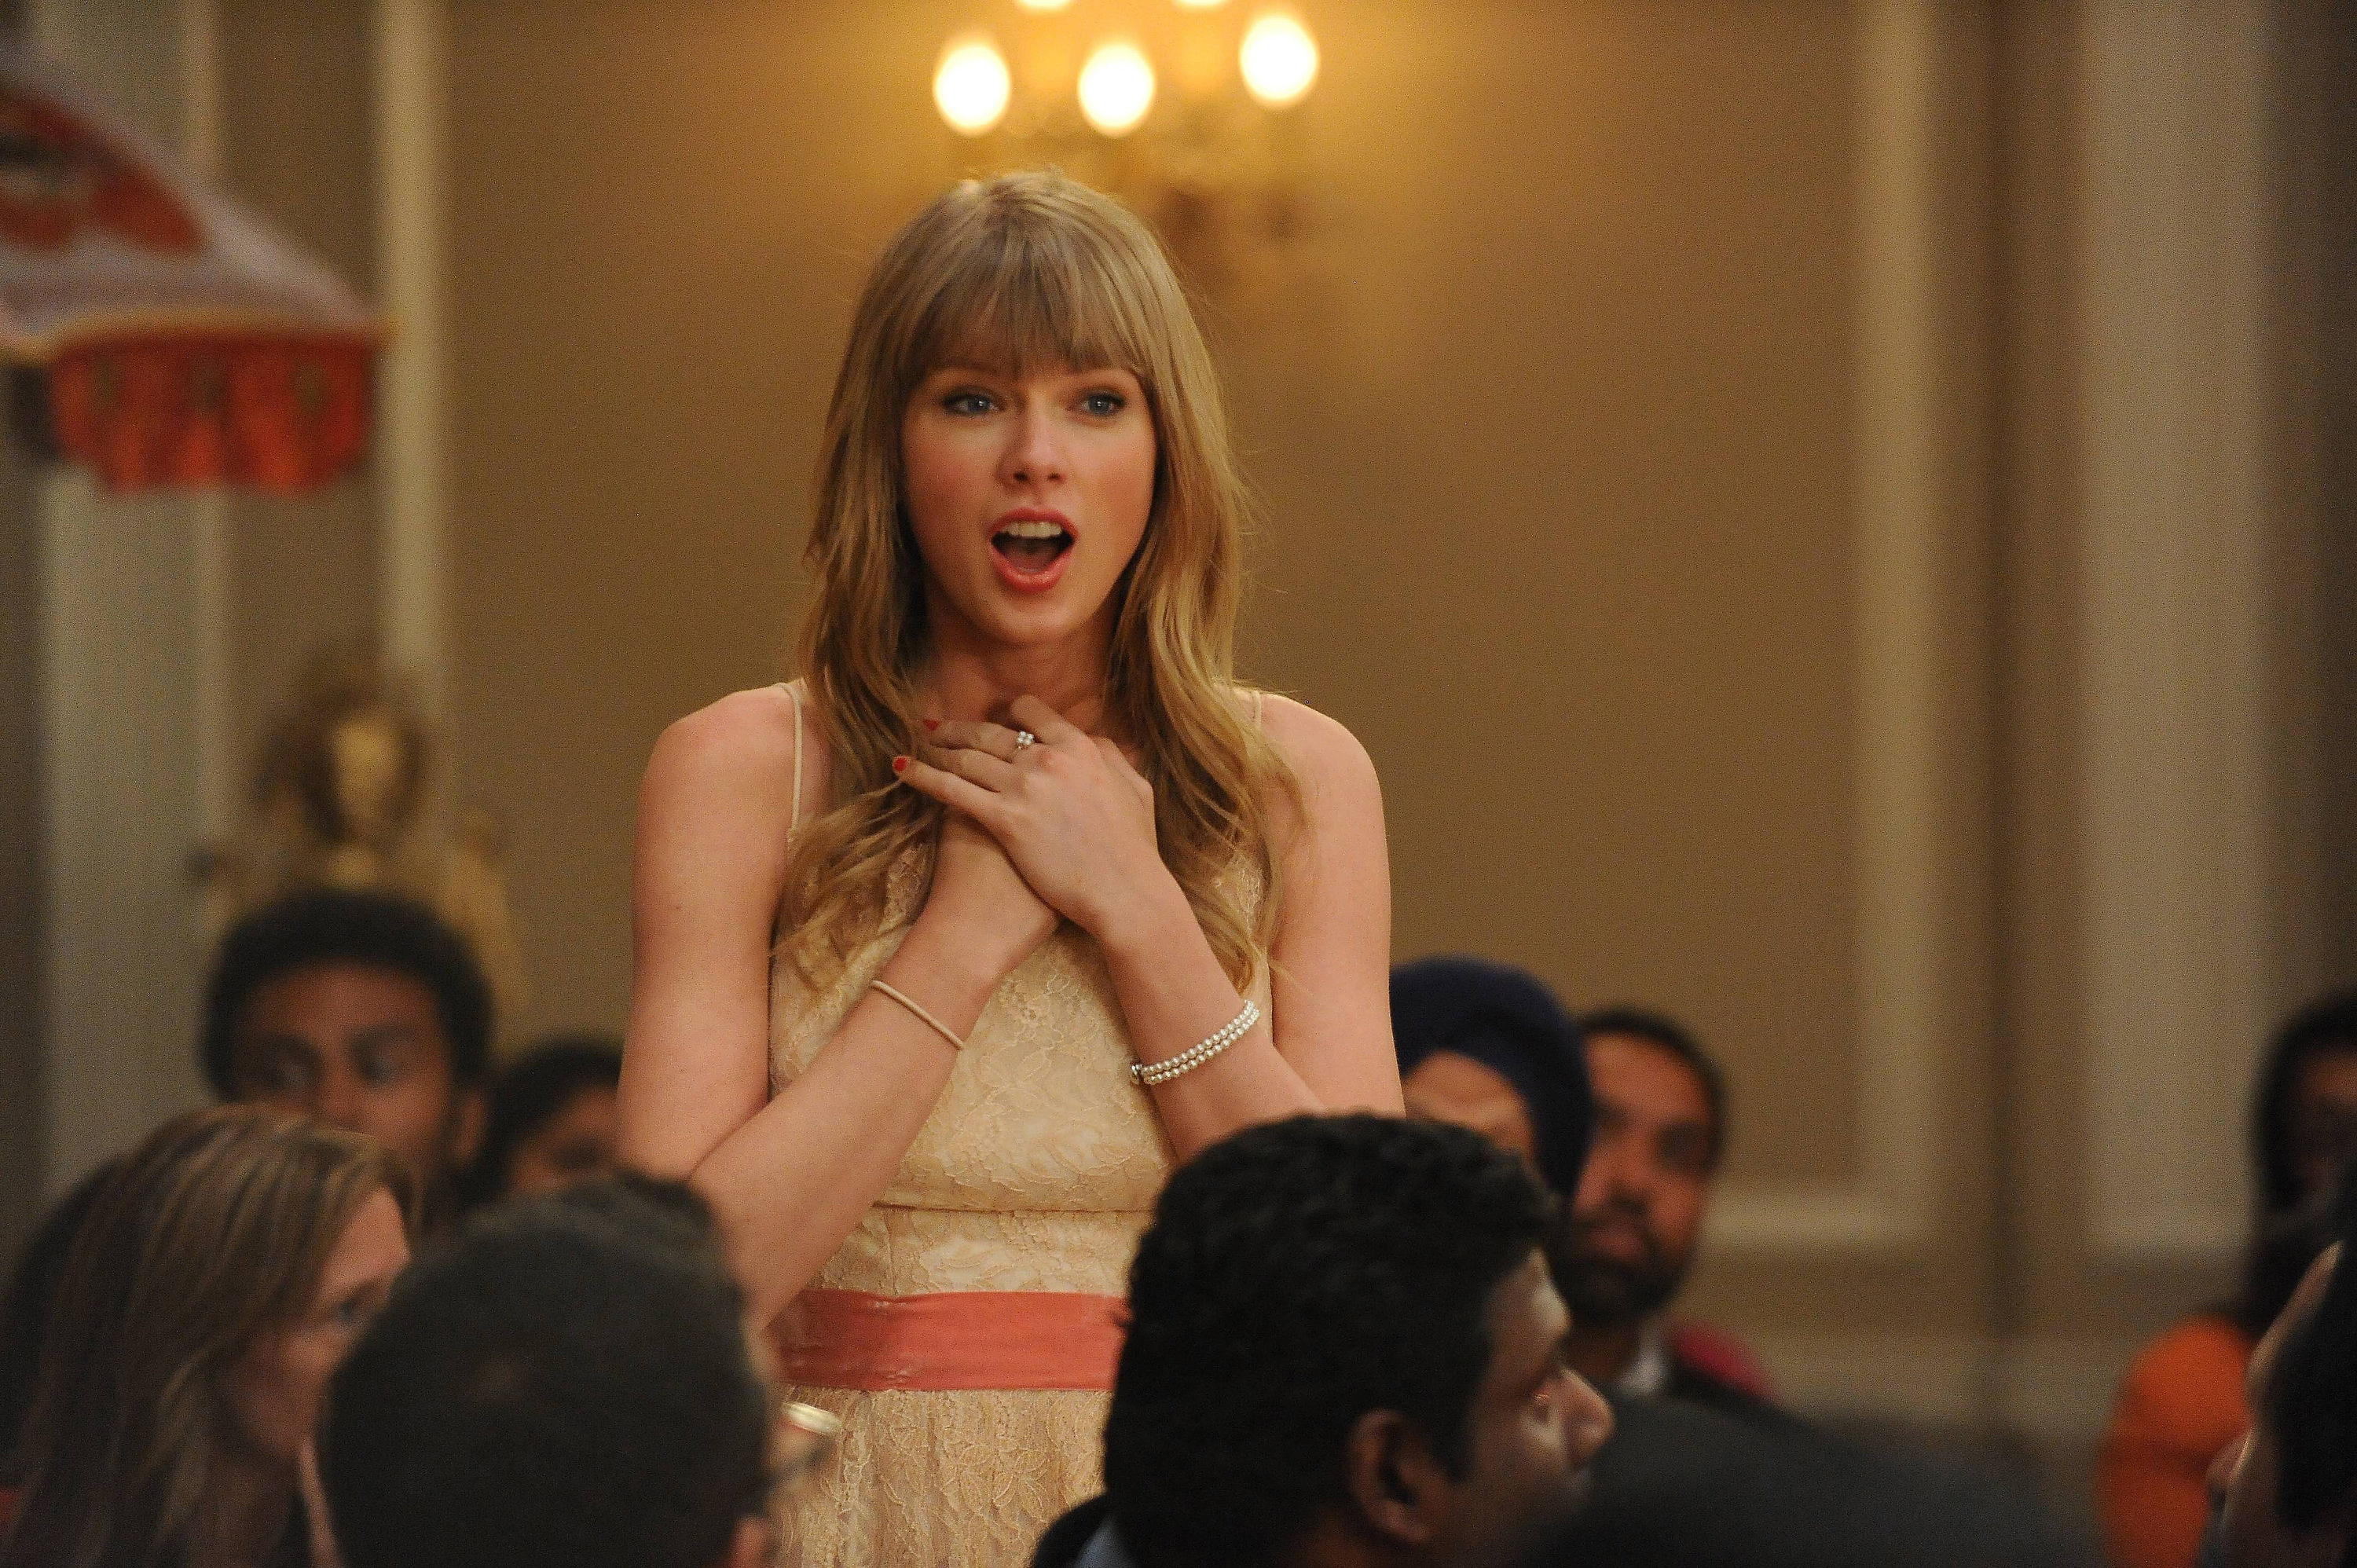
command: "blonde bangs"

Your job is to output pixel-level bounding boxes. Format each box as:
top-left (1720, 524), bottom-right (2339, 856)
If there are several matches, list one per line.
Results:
top-left (900, 203), bottom-right (1160, 396)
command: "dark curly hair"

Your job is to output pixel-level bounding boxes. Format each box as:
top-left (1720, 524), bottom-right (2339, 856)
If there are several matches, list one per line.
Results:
top-left (200, 888), bottom-right (493, 1098)
top-left (457, 1035), bottom-right (622, 1210)
top-left (1105, 1113), bottom-right (1555, 1568)
top-left (321, 1175), bottom-right (771, 1568)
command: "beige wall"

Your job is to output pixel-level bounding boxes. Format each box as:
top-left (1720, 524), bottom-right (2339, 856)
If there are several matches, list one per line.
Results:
top-left (436, 0), bottom-right (2007, 1357)
top-left (2308, 7), bottom-right (2357, 976)
top-left (216, 0), bottom-right (381, 780)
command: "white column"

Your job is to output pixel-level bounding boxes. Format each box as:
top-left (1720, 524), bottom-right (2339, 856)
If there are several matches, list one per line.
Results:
top-left (2080, 0), bottom-right (2273, 1260)
top-left (373, 0), bottom-right (450, 722)
top-left (38, 479), bottom-right (211, 1186)
top-left (180, 0), bottom-right (235, 846)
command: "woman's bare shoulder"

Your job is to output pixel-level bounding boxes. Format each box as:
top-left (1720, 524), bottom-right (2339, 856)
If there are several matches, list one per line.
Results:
top-left (643, 683), bottom-right (829, 826)
top-left (1250, 690), bottom-right (1379, 795)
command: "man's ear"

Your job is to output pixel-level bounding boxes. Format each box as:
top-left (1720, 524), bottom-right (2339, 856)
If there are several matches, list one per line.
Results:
top-left (1342, 1409), bottom-right (1449, 1548)
top-left (717, 1515), bottom-right (773, 1568)
top-left (450, 1083), bottom-right (488, 1168)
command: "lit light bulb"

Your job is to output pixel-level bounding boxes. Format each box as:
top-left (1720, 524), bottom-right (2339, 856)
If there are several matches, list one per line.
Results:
top-left (1239, 11), bottom-right (1318, 108)
top-left (1015, 0), bottom-right (1072, 9)
top-left (933, 35), bottom-right (1012, 135)
top-left (1175, 0), bottom-right (1228, 9)
top-left (1077, 42), bottom-right (1156, 136)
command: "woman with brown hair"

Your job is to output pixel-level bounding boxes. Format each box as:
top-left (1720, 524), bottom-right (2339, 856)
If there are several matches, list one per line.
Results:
top-left (621, 170), bottom-right (1398, 1562)
top-left (1, 1106), bottom-right (412, 1568)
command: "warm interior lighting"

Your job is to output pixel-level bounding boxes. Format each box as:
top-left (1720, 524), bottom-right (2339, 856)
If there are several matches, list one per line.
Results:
top-left (1015, 0), bottom-right (1072, 9)
top-left (933, 36), bottom-right (1012, 135)
top-left (1239, 12), bottom-right (1318, 108)
top-left (1175, 0), bottom-right (1229, 9)
top-left (1077, 42), bottom-right (1155, 137)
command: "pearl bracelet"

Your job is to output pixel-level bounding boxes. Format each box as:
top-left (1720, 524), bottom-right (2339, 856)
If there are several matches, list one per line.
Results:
top-left (1131, 999), bottom-right (1259, 1087)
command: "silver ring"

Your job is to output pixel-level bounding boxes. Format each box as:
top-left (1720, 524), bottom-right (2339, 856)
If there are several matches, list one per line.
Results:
top-left (1012, 730), bottom-right (1037, 753)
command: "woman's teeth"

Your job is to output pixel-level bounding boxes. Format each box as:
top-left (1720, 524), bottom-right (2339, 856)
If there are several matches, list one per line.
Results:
top-left (992, 521), bottom-right (1072, 571)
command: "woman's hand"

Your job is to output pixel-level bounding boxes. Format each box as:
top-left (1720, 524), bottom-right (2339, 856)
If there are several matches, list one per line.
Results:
top-left (914, 800), bottom-right (1061, 980)
top-left (897, 694), bottom-right (1175, 941)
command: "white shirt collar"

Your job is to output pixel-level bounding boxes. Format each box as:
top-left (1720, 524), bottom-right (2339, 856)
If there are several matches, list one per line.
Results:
top-left (1613, 1318), bottom-right (1670, 1398)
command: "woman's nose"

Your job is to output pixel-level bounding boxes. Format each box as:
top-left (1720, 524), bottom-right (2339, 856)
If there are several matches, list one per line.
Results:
top-left (1001, 409), bottom-right (1065, 486)
top-left (313, 1063), bottom-right (366, 1131)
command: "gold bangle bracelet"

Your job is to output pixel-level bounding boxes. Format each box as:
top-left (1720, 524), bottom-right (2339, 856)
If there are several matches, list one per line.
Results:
top-left (870, 980), bottom-right (968, 1052)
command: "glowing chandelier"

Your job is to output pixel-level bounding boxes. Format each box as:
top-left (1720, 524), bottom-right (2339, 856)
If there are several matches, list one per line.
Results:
top-left (928, 2), bottom-right (1321, 295)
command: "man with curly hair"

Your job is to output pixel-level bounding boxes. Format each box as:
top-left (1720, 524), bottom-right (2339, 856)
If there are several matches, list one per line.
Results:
top-left (1036, 1113), bottom-right (1614, 1568)
top-left (200, 888), bottom-right (491, 1230)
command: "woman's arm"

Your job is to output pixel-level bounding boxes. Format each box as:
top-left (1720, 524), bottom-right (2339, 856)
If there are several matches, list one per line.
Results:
top-left (1098, 694), bottom-right (1400, 1155)
top-left (620, 687), bottom-right (1054, 1320)
top-left (900, 693), bottom-right (1400, 1162)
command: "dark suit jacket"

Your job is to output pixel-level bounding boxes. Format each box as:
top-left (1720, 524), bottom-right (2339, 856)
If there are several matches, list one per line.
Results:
top-left (1535, 1394), bottom-right (2091, 1568)
top-left (1663, 1351), bottom-right (1780, 1422)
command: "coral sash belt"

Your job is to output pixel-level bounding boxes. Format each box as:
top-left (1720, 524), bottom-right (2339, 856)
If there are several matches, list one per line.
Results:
top-left (769, 1288), bottom-right (1127, 1392)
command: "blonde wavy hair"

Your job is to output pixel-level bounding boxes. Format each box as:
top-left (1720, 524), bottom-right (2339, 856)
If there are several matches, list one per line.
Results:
top-left (785, 170), bottom-right (1292, 991)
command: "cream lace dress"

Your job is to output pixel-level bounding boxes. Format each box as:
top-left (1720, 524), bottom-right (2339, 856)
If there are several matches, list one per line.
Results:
top-left (768, 696), bottom-right (1268, 1566)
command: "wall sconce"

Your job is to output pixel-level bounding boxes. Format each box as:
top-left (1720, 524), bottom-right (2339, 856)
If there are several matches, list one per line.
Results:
top-left (930, 2), bottom-right (1321, 297)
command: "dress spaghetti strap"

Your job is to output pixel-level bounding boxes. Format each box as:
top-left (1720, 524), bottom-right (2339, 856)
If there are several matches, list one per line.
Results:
top-left (783, 681), bottom-right (805, 833)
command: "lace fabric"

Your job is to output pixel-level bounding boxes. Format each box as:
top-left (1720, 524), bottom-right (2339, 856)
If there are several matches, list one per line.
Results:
top-left (768, 848), bottom-right (1266, 1566)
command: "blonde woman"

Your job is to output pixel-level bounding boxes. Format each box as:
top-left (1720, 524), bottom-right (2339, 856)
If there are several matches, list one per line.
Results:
top-left (2, 1107), bottom-right (412, 1568)
top-left (621, 170), bottom-right (1399, 1563)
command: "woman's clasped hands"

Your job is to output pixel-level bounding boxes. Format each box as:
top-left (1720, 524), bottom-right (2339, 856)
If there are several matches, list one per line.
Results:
top-left (896, 694), bottom-right (1170, 946)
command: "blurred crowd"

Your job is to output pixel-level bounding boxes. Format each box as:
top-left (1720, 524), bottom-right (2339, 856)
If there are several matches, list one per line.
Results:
top-left (3, 882), bottom-right (2354, 1568)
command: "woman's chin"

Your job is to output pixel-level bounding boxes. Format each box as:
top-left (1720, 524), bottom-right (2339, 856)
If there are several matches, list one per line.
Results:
top-left (936, 585), bottom-right (1114, 656)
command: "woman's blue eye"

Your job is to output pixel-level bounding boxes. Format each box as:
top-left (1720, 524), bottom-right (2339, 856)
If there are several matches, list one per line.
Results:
top-left (1080, 391), bottom-right (1124, 416)
top-left (943, 391), bottom-right (995, 416)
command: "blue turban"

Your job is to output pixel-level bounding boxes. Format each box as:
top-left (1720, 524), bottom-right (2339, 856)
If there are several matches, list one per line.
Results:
top-left (1391, 955), bottom-right (1593, 1196)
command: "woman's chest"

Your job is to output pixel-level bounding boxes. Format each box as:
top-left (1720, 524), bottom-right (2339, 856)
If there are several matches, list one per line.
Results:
top-left (773, 924), bottom-right (1174, 1212)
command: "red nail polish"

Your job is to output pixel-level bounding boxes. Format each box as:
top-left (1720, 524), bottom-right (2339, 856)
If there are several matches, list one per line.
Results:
top-left (922, 718), bottom-right (939, 731)
top-left (892, 756), bottom-right (910, 774)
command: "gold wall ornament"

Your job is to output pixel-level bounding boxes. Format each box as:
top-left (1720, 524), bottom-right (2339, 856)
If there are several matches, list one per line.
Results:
top-left (192, 649), bottom-right (532, 1038)
top-left (929, 2), bottom-right (1320, 302)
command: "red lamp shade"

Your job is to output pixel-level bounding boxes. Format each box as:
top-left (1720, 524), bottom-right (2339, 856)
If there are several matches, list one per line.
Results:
top-left (0, 51), bottom-right (383, 494)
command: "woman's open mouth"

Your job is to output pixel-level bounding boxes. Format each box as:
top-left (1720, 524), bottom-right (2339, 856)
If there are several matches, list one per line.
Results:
top-left (990, 516), bottom-right (1074, 590)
